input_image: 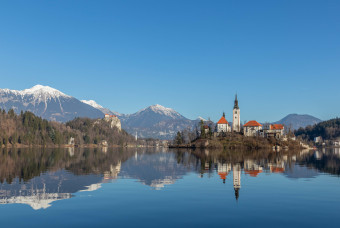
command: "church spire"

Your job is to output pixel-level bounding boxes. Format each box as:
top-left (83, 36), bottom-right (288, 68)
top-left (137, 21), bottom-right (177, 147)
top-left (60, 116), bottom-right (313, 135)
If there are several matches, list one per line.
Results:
top-left (234, 94), bottom-right (239, 109)
top-left (234, 188), bottom-right (240, 201)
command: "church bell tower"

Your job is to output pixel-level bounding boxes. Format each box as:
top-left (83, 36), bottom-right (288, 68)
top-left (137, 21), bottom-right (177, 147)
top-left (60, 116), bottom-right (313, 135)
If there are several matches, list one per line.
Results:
top-left (232, 94), bottom-right (241, 132)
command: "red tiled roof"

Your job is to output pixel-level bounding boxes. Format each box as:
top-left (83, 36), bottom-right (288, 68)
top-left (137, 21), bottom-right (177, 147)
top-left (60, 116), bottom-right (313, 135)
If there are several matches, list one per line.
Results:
top-left (244, 120), bottom-right (262, 127)
top-left (218, 172), bottom-right (228, 180)
top-left (244, 170), bottom-right (262, 177)
top-left (271, 167), bottom-right (284, 173)
top-left (270, 124), bottom-right (284, 130)
top-left (105, 114), bottom-right (117, 118)
top-left (217, 116), bottom-right (229, 125)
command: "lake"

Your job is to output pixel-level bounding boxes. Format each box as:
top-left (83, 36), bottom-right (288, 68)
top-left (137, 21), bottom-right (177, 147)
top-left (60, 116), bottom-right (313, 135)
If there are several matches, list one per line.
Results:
top-left (0, 147), bottom-right (339, 227)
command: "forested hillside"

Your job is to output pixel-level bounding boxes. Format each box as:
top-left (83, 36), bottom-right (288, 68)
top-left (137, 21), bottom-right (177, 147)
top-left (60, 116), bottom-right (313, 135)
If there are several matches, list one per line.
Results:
top-left (0, 109), bottom-right (135, 147)
top-left (295, 118), bottom-right (340, 141)
top-left (66, 118), bottom-right (134, 146)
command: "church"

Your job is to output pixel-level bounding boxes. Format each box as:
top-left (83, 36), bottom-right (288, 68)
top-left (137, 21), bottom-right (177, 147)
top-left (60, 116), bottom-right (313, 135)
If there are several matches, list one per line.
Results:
top-left (217, 95), bottom-right (241, 133)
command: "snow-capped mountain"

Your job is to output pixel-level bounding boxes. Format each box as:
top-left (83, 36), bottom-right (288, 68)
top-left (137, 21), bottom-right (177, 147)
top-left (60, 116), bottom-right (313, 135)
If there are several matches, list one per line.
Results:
top-left (81, 99), bottom-right (120, 116)
top-left (119, 104), bottom-right (196, 139)
top-left (79, 102), bottom-right (197, 139)
top-left (135, 104), bottom-right (184, 119)
top-left (0, 85), bottom-right (104, 122)
top-left (0, 85), bottom-right (199, 139)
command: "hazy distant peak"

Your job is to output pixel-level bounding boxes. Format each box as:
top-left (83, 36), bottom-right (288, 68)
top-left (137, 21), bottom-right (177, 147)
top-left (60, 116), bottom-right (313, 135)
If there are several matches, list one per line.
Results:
top-left (274, 113), bottom-right (322, 130)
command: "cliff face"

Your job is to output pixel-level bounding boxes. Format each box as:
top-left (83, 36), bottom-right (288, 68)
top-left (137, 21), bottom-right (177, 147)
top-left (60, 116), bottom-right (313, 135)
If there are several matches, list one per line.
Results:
top-left (104, 116), bottom-right (122, 131)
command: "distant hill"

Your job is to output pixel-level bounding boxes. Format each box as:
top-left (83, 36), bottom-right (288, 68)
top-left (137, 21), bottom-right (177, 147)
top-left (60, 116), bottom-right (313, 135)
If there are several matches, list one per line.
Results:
top-left (274, 114), bottom-right (322, 130)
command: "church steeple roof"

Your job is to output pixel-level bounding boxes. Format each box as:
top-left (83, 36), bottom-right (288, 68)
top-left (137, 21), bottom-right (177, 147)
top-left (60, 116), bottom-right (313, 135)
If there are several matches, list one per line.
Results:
top-left (233, 94), bottom-right (239, 109)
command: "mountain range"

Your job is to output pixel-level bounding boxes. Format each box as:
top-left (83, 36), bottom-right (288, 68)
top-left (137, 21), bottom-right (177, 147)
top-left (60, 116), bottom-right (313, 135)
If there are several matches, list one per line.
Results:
top-left (0, 85), bottom-right (322, 139)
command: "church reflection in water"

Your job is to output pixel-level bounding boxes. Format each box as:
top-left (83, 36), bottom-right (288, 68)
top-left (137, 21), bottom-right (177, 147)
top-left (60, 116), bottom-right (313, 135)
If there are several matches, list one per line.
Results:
top-left (0, 147), bottom-right (339, 209)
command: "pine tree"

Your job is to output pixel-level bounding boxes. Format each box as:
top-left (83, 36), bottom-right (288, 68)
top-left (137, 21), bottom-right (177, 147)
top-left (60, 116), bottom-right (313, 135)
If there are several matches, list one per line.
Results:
top-left (175, 131), bottom-right (183, 145)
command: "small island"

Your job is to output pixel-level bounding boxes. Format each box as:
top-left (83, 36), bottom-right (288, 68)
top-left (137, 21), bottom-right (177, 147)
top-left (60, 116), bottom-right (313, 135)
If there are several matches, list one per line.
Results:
top-left (170, 95), bottom-right (310, 151)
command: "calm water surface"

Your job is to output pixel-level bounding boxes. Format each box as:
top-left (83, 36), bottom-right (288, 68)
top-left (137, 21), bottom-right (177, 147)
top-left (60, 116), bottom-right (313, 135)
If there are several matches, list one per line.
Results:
top-left (0, 147), bottom-right (339, 227)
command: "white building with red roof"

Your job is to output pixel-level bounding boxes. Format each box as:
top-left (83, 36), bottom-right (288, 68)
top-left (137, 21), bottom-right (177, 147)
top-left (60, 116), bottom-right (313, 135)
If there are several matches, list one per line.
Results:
top-left (217, 113), bottom-right (231, 133)
top-left (243, 120), bottom-right (263, 137)
top-left (261, 124), bottom-right (285, 138)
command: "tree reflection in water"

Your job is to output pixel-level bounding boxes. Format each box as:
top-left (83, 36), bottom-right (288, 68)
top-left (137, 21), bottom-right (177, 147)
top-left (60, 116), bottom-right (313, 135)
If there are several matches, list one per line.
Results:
top-left (0, 147), bottom-right (339, 209)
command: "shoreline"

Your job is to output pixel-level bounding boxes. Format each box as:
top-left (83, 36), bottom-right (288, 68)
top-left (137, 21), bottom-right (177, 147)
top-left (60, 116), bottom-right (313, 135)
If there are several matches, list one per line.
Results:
top-left (0, 144), bottom-right (148, 149)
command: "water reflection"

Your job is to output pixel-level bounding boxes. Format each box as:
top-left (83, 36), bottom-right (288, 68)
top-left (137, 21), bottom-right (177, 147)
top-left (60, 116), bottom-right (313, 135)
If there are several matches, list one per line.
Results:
top-left (0, 147), bottom-right (339, 210)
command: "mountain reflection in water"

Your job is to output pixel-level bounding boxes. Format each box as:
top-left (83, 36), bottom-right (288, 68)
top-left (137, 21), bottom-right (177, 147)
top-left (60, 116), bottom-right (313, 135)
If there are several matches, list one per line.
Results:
top-left (0, 147), bottom-right (339, 210)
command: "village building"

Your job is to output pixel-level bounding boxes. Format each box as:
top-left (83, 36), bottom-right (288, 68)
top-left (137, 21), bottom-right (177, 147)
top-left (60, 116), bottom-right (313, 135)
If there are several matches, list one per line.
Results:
top-left (243, 120), bottom-right (262, 137)
top-left (333, 137), bottom-right (340, 146)
top-left (217, 113), bottom-right (231, 134)
top-left (232, 95), bottom-right (241, 132)
top-left (217, 162), bottom-right (231, 184)
top-left (261, 124), bottom-right (285, 138)
top-left (203, 125), bottom-right (210, 134)
top-left (244, 160), bottom-right (263, 177)
top-left (314, 136), bottom-right (322, 144)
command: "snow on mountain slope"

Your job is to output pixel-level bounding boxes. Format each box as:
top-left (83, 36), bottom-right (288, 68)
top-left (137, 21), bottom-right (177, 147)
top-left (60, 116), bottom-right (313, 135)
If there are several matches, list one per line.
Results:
top-left (130, 104), bottom-right (184, 120)
top-left (0, 85), bottom-right (199, 139)
top-left (120, 104), bottom-right (196, 139)
top-left (0, 85), bottom-right (71, 100)
top-left (81, 100), bottom-right (104, 109)
top-left (135, 104), bottom-right (182, 119)
top-left (81, 99), bottom-right (121, 116)
top-left (197, 116), bottom-right (207, 121)
top-left (0, 85), bottom-right (104, 122)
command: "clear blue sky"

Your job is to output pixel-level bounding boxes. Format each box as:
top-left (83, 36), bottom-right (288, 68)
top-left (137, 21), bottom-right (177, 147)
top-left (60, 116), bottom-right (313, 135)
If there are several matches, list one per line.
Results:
top-left (0, 0), bottom-right (339, 122)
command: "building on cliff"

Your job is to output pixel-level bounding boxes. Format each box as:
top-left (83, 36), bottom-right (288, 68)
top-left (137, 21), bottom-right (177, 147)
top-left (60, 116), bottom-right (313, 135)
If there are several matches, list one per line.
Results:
top-left (104, 114), bottom-right (122, 131)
